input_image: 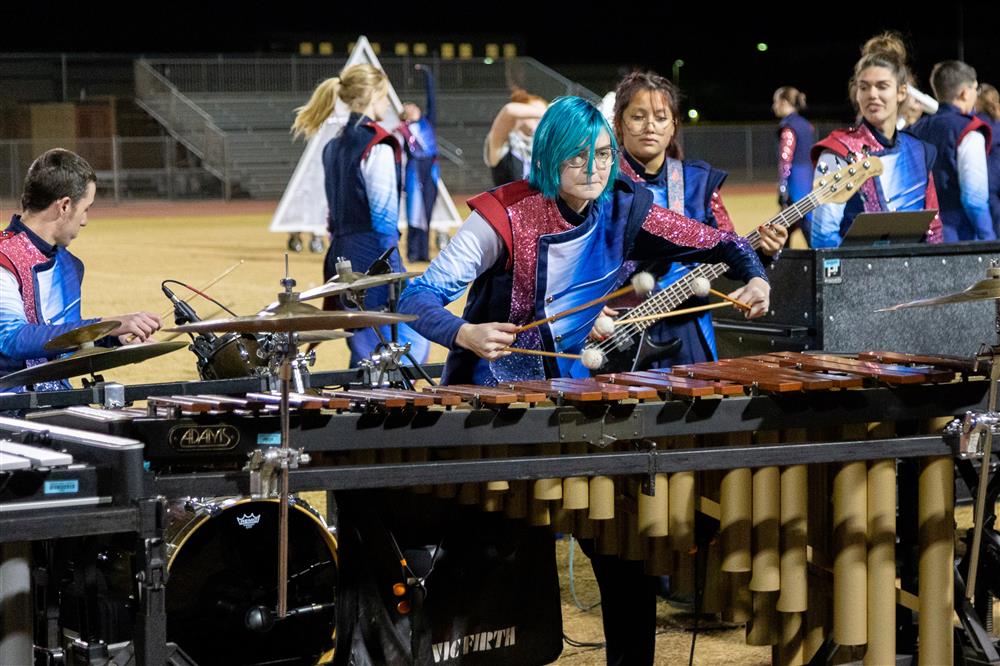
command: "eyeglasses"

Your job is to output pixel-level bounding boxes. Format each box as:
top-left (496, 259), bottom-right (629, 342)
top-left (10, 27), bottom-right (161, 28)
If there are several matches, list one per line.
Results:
top-left (564, 147), bottom-right (618, 169)
top-left (623, 114), bottom-right (676, 132)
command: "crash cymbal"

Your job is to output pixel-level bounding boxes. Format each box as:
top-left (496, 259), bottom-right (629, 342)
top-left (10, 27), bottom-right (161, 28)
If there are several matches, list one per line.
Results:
top-left (166, 310), bottom-right (417, 335)
top-left (43, 320), bottom-right (120, 351)
top-left (878, 276), bottom-right (1000, 311)
top-left (297, 272), bottom-right (422, 303)
top-left (0, 341), bottom-right (187, 389)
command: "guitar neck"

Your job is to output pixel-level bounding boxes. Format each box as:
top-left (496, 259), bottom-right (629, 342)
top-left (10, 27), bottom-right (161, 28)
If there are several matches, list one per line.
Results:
top-left (621, 195), bottom-right (820, 331)
top-left (742, 191), bottom-right (819, 251)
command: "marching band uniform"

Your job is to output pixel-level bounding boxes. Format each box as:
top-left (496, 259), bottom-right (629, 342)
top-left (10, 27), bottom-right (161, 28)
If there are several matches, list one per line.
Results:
top-left (398, 176), bottom-right (766, 385)
top-left (0, 216), bottom-right (107, 390)
top-left (322, 112), bottom-right (429, 366)
top-left (777, 110), bottom-right (817, 243)
top-left (810, 120), bottom-right (943, 248)
top-left (398, 67), bottom-right (440, 262)
top-left (616, 153), bottom-right (735, 365)
top-left (910, 103), bottom-right (995, 241)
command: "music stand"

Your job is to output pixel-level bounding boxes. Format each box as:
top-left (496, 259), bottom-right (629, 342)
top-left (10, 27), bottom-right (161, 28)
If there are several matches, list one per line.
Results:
top-left (839, 210), bottom-right (937, 247)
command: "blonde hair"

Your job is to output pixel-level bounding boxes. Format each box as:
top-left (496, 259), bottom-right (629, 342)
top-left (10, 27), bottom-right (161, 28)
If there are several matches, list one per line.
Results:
top-left (774, 86), bottom-right (807, 111)
top-left (979, 83), bottom-right (1000, 121)
top-left (291, 64), bottom-right (388, 140)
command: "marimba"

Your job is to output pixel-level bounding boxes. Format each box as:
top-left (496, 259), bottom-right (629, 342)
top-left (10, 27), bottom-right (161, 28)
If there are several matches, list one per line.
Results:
top-left (17, 352), bottom-right (992, 665)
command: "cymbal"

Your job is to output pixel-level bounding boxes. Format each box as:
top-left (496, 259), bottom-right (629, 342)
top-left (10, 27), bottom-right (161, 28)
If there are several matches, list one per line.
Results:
top-left (0, 341), bottom-right (187, 389)
top-left (878, 277), bottom-right (1000, 311)
top-left (166, 310), bottom-right (417, 335)
top-left (263, 299), bottom-right (323, 316)
top-left (44, 321), bottom-right (120, 351)
top-left (297, 272), bottom-right (422, 303)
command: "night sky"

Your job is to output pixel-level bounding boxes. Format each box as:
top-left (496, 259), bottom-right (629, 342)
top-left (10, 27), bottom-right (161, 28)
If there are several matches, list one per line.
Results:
top-left (7, 2), bottom-right (999, 122)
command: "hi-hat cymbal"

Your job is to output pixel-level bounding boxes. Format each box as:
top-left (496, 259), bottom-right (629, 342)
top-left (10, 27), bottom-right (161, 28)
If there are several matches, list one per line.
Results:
top-left (878, 277), bottom-right (1000, 311)
top-left (264, 299), bottom-right (323, 316)
top-left (166, 310), bottom-right (417, 335)
top-left (0, 341), bottom-right (187, 389)
top-left (297, 272), bottom-right (422, 303)
top-left (43, 321), bottom-right (121, 351)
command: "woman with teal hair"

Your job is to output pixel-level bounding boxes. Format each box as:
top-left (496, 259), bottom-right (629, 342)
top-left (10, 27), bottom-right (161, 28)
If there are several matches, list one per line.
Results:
top-left (399, 96), bottom-right (770, 385)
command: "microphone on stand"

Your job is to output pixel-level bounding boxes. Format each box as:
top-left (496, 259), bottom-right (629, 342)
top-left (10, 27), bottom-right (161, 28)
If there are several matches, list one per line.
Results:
top-left (162, 284), bottom-right (203, 327)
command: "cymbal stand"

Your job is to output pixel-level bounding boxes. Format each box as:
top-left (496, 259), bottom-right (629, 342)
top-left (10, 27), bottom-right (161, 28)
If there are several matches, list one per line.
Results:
top-left (266, 333), bottom-right (316, 394)
top-left (244, 268), bottom-right (310, 620)
top-left (962, 262), bottom-right (1000, 603)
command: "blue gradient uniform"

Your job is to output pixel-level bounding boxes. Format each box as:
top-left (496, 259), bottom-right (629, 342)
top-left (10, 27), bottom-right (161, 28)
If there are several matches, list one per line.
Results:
top-left (322, 113), bottom-right (429, 366)
top-left (400, 67), bottom-right (440, 261)
top-left (617, 153), bottom-right (735, 365)
top-left (398, 178), bottom-right (765, 385)
top-left (0, 216), bottom-right (104, 391)
top-left (910, 103), bottom-right (994, 241)
top-left (811, 120), bottom-right (942, 247)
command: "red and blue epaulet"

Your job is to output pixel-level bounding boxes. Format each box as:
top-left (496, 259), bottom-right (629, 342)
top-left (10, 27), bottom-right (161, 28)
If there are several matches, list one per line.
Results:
top-left (811, 130), bottom-right (854, 163)
top-left (467, 180), bottom-right (538, 270)
top-left (0, 231), bottom-right (22, 288)
top-left (960, 116), bottom-right (993, 155)
top-left (362, 121), bottom-right (403, 163)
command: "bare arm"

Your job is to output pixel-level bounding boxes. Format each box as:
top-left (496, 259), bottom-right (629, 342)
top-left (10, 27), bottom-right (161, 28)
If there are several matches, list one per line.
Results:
top-left (485, 102), bottom-right (545, 167)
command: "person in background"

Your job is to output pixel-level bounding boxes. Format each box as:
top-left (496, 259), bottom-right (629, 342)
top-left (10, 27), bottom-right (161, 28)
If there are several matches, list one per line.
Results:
top-left (772, 85), bottom-right (817, 244)
top-left (608, 71), bottom-right (786, 369)
top-left (975, 83), bottom-right (1000, 237)
top-left (483, 89), bottom-right (547, 186)
top-left (811, 32), bottom-right (942, 248)
top-left (397, 64), bottom-right (439, 262)
top-left (293, 64), bottom-right (428, 367)
top-left (910, 60), bottom-right (994, 241)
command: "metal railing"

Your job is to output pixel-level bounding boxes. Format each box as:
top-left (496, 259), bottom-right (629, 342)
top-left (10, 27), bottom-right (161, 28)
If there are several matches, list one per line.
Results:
top-left (0, 124), bottom-right (834, 204)
top-left (0, 137), bottom-right (223, 204)
top-left (141, 56), bottom-right (596, 98)
top-left (133, 60), bottom-right (230, 195)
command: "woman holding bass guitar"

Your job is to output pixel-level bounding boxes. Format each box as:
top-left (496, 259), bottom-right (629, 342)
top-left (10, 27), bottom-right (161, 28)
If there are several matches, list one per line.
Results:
top-left (594, 71), bottom-right (788, 372)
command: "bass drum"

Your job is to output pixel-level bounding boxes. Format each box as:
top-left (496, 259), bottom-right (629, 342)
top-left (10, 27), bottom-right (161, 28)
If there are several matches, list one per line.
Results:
top-left (198, 333), bottom-right (267, 380)
top-left (165, 497), bottom-right (338, 666)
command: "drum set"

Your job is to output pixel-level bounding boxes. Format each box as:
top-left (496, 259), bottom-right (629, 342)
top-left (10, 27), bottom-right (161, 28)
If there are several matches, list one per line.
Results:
top-left (2, 260), bottom-right (422, 666)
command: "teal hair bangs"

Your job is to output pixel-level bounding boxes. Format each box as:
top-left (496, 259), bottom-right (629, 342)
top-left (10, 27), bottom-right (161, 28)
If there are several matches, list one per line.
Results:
top-left (528, 96), bottom-right (619, 201)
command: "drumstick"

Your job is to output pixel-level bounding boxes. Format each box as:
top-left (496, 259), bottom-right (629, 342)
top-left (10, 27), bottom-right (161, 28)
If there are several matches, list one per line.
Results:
top-left (156, 260), bottom-right (246, 320)
top-left (501, 347), bottom-right (606, 369)
top-left (514, 272), bottom-right (655, 334)
top-left (128, 261), bottom-right (246, 343)
top-left (709, 289), bottom-right (752, 311)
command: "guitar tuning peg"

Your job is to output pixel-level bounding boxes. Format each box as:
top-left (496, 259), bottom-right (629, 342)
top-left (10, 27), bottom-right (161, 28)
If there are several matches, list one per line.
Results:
top-left (861, 145), bottom-right (871, 156)
top-left (817, 162), bottom-right (829, 174)
top-left (845, 152), bottom-right (857, 164)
